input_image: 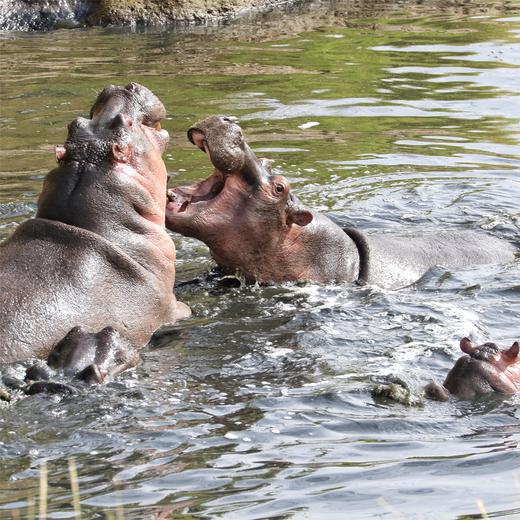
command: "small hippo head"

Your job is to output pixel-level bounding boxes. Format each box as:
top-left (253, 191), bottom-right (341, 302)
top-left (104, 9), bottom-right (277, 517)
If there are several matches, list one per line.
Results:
top-left (442, 337), bottom-right (520, 399)
top-left (38, 83), bottom-right (172, 237)
top-left (166, 116), bottom-right (313, 278)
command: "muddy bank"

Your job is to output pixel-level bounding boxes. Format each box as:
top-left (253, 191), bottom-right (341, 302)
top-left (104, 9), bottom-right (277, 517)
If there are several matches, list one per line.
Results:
top-left (0, 0), bottom-right (294, 31)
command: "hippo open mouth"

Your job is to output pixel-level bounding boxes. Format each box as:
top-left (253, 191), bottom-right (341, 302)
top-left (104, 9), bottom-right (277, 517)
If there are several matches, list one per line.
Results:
top-left (167, 172), bottom-right (225, 213)
top-left (166, 151), bottom-right (227, 216)
top-left (166, 115), bottom-right (271, 219)
top-left (167, 133), bottom-right (226, 214)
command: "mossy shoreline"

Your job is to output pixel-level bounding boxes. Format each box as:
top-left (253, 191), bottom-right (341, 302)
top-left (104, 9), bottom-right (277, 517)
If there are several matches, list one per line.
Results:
top-left (0, 0), bottom-right (296, 31)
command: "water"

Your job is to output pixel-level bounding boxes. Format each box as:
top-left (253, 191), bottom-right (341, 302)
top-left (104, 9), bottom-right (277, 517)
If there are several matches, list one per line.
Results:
top-left (1, 1), bottom-right (520, 518)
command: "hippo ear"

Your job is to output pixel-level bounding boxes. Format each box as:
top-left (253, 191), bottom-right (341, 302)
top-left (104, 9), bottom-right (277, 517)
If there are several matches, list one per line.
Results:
top-left (112, 143), bottom-right (131, 163)
top-left (460, 337), bottom-right (476, 355)
top-left (504, 341), bottom-right (519, 361)
top-left (55, 145), bottom-right (66, 162)
top-left (287, 206), bottom-right (313, 227)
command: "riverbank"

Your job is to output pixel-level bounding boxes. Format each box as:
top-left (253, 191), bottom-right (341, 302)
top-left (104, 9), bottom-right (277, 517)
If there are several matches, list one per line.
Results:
top-left (1, 0), bottom-right (518, 32)
top-left (0, 0), bottom-right (295, 31)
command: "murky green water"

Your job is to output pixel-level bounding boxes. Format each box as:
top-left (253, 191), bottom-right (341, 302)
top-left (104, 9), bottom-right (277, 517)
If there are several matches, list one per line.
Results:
top-left (1, 1), bottom-right (520, 518)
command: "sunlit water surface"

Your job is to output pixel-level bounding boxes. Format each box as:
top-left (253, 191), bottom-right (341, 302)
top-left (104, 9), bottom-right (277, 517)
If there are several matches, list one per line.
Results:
top-left (1, 1), bottom-right (520, 518)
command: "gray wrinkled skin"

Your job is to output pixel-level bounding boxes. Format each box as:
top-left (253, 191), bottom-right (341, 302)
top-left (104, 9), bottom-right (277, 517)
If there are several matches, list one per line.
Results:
top-left (47, 326), bottom-right (140, 384)
top-left (426, 338), bottom-right (520, 400)
top-left (166, 115), bottom-right (517, 288)
top-left (0, 83), bottom-right (190, 364)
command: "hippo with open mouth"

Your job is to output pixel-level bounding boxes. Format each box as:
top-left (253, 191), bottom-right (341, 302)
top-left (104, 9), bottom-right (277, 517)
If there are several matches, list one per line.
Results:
top-left (0, 83), bottom-right (190, 381)
top-left (425, 338), bottom-right (520, 400)
top-left (165, 115), bottom-right (516, 288)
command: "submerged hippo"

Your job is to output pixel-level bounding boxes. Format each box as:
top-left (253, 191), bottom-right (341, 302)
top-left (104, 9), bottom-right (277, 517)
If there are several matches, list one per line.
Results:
top-left (425, 338), bottom-right (520, 400)
top-left (0, 83), bottom-right (190, 376)
top-left (165, 116), bottom-right (517, 287)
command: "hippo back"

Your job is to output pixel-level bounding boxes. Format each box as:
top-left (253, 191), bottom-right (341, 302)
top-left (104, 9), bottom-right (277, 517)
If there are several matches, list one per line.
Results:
top-left (0, 218), bottom-right (174, 363)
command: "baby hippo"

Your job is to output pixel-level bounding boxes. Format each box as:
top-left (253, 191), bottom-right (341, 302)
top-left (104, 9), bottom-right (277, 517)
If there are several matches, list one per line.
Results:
top-left (426, 338), bottom-right (520, 401)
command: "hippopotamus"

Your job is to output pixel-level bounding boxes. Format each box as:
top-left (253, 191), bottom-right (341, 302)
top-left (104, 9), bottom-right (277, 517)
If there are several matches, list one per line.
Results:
top-left (425, 338), bottom-right (520, 400)
top-left (165, 115), bottom-right (517, 287)
top-left (0, 83), bottom-right (190, 377)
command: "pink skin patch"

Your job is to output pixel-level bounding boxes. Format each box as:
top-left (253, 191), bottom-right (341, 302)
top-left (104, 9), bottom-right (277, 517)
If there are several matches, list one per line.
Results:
top-left (55, 145), bottom-right (66, 162)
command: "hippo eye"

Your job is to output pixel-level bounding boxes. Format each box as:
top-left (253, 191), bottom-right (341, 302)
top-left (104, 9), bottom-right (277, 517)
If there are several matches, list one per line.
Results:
top-left (275, 183), bottom-right (285, 194)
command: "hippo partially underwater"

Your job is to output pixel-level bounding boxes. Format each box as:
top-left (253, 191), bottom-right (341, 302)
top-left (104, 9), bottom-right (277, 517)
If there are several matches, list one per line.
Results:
top-left (426, 338), bottom-right (520, 400)
top-left (0, 83), bottom-right (190, 386)
top-left (166, 116), bottom-right (517, 288)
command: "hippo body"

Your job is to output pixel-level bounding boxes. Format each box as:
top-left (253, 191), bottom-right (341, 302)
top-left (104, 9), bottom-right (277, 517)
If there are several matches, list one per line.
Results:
top-left (166, 116), bottom-right (516, 288)
top-left (347, 227), bottom-right (515, 289)
top-left (0, 83), bottom-right (189, 366)
top-left (426, 338), bottom-right (520, 400)
top-left (0, 219), bottom-right (173, 362)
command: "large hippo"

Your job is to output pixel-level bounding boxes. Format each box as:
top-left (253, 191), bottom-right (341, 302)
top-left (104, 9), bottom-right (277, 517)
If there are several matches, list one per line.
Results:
top-left (165, 115), bottom-right (517, 287)
top-left (0, 83), bottom-right (190, 373)
top-left (425, 338), bottom-right (520, 400)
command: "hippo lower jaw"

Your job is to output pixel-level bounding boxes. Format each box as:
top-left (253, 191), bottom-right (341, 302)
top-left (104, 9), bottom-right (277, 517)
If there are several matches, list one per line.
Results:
top-left (167, 169), bottom-right (226, 216)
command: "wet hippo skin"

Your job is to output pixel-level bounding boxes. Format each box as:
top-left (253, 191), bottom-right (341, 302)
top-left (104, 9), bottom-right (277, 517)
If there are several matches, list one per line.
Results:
top-left (165, 115), bottom-right (517, 288)
top-left (425, 338), bottom-right (520, 400)
top-left (47, 326), bottom-right (140, 384)
top-left (0, 83), bottom-right (190, 367)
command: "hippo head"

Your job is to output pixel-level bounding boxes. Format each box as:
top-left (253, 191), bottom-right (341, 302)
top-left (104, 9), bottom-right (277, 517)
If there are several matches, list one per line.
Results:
top-left (38, 83), bottom-right (171, 231)
top-left (442, 337), bottom-right (520, 399)
top-left (65, 82), bottom-right (169, 169)
top-left (166, 116), bottom-right (313, 278)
